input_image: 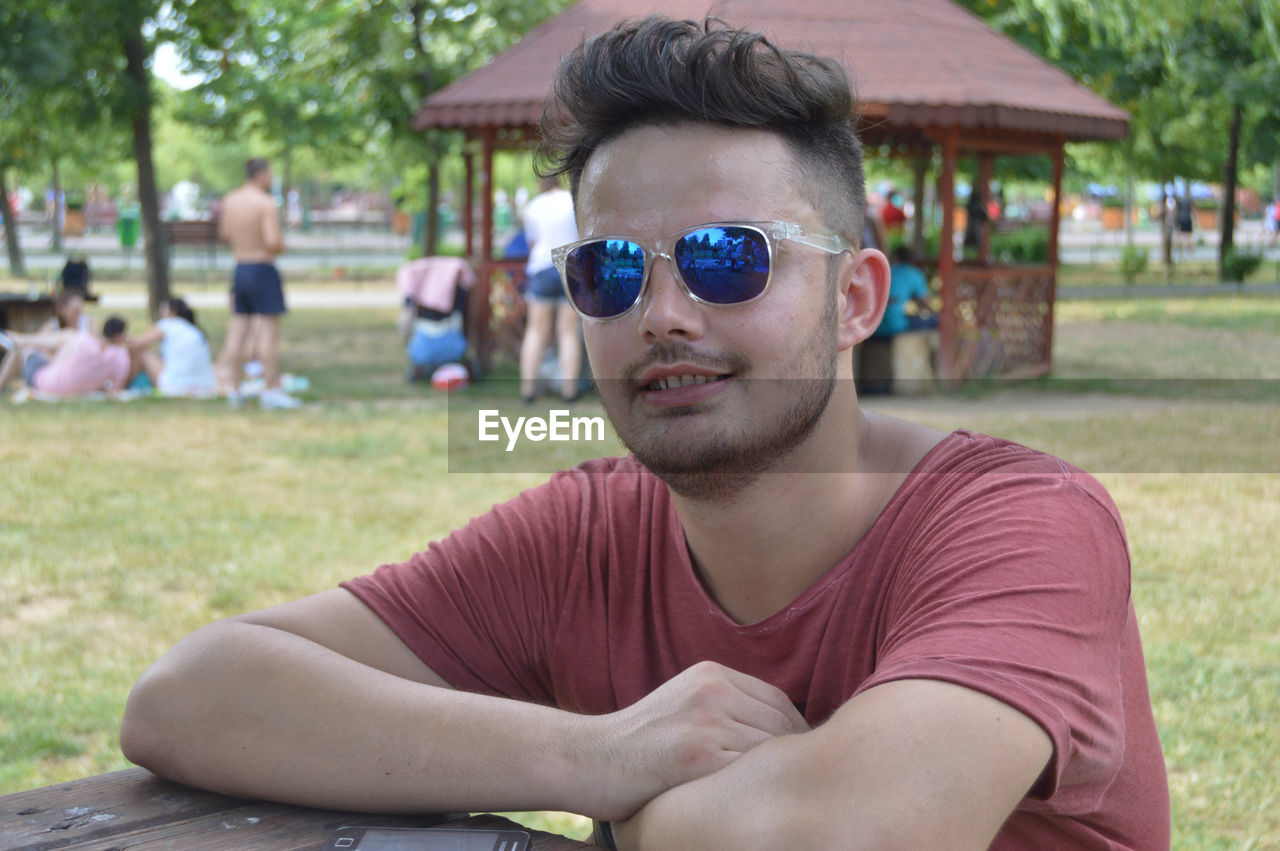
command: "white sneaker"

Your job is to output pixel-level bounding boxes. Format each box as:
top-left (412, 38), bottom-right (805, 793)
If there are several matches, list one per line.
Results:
top-left (259, 388), bottom-right (302, 409)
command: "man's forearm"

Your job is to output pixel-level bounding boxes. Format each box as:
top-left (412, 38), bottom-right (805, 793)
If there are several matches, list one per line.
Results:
top-left (121, 621), bottom-right (593, 815)
top-left (615, 680), bottom-right (1050, 851)
top-left (614, 735), bottom-right (823, 850)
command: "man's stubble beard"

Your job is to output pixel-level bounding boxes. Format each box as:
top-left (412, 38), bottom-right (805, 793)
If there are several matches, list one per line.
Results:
top-left (604, 295), bottom-right (840, 502)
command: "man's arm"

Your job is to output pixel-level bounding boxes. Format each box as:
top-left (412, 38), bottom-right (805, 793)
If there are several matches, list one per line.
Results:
top-left (615, 678), bottom-right (1051, 850)
top-left (121, 589), bottom-right (802, 818)
top-left (260, 199), bottom-right (285, 256)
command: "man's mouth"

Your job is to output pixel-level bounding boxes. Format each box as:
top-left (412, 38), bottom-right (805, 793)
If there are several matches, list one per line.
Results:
top-left (643, 373), bottom-right (733, 392)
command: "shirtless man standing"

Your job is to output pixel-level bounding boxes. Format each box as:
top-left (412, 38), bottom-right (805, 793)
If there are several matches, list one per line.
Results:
top-left (216, 157), bottom-right (299, 409)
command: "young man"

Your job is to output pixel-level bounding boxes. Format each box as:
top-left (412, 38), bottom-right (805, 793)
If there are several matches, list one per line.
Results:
top-left (215, 157), bottom-right (299, 409)
top-left (121, 17), bottom-right (1169, 849)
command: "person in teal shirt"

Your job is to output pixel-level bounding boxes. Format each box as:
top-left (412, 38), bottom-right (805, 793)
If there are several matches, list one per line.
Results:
top-left (874, 246), bottom-right (935, 338)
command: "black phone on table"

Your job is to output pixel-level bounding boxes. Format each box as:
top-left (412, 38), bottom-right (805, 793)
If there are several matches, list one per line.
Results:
top-left (324, 825), bottom-right (532, 850)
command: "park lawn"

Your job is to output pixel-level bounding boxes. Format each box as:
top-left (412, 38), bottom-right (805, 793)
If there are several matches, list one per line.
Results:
top-left (3, 300), bottom-right (1279, 846)
top-left (1051, 295), bottom-right (1280, 384)
top-left (1057, 257), bottom-right (1280, 289)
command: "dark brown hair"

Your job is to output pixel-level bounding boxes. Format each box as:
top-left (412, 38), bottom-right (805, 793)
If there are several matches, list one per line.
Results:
top-left (539, 16), bottom-right (865, 243)
top-left (102, 316), bottom-right (127, 341)
top-left (166, 297), bottom-right (202, 337)
top-left (245, 157), bottom-right (271, 179)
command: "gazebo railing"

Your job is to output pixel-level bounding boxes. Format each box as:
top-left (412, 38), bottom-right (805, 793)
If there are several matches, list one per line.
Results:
top-left (939, 263), bottom-right (1056, 380)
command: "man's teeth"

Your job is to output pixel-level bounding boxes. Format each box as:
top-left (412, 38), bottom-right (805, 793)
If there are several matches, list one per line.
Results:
top-left (649, 374), bottom-right (721, 390)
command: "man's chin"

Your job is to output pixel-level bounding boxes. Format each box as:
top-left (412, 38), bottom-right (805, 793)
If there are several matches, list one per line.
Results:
top-left (627, 441), bottom-right (763, 502)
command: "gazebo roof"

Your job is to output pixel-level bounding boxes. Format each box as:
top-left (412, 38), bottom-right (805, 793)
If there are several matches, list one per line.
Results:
top-left (414, 0), bottom-right (1128, 141)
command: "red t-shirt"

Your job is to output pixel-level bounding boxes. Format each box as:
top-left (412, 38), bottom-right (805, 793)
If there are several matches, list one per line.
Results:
top-left (343, 430), bottom-right (1169, 848)
top-left (880, 203), bottom-right (907, 230)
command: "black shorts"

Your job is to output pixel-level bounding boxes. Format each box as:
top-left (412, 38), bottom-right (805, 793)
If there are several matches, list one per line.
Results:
top-left (231, 263), bottom-right (287, 315)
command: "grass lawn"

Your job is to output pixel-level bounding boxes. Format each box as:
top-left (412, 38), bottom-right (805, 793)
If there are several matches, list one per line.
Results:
top-left (1058, 257), bottom-right (1280, 289)
top-left (3, 294), bottom-right (1278, 846)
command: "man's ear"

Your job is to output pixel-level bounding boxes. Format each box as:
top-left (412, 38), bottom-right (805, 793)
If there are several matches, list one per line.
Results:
top-left (835, 248), bottom-right (890, 352)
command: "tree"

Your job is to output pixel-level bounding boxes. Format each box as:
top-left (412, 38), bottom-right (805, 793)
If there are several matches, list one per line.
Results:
top-left (0, 1), bottom-right (116, 275)
top-left (324, 0), bottom-right (572, 256)
top-left (959, 0), bottom-right (1280, 276)
top-left (172, 0), bottom-right (364, 209)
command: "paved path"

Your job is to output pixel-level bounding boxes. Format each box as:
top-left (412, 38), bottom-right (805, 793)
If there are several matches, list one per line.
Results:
top-left (92, 281), bottom-right (1278, 312)
top-left (11, 218), bottom-right (1280, 274)
top-left (1058, 282), bottom-right (1280, 299)
top-left (98, 289), bottom-right (402, 310)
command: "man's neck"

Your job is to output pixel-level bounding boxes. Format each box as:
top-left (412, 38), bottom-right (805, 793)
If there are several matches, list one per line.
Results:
top-left (670, 403), bottom-right (943, 625)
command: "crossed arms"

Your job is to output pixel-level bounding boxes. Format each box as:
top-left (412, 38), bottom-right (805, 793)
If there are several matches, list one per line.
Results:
top-left (121, 588), bottom-right (1050, 850)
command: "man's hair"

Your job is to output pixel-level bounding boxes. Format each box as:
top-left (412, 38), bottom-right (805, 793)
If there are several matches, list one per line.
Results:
top-left (538, 16), bottom-right (866, 244)
top-left (245, 157), bottom-right (271, 180)
top-left (102, 316), bottom-right (127, 341)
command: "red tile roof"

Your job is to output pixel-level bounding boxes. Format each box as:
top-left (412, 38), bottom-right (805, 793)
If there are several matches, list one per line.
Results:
top-left (415, 0), bottom-right (1128, 141)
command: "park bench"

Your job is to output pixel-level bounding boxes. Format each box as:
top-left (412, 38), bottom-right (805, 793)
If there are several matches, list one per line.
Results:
top-left (161, 219), bottom-right (221, 285)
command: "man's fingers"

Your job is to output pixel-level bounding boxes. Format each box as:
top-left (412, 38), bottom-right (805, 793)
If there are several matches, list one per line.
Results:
top-left (688, 662), bottom-right (808, 732)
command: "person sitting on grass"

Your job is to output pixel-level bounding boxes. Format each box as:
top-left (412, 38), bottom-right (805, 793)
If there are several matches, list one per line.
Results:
top-left (37, 287), bottom-right (92, 334)
top-left (125, 298), bottom-right (217, 398)
top-left (875, 245), bottom-right (937, 338)
top-left (0, 316), bottom-right (130, 398)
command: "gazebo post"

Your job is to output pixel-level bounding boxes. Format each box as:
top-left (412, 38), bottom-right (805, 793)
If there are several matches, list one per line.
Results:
top-left (910, 153), bottom-right (928, 256)
top-left (1047, 140), bottom-right (1064, 268)
top-left (1044, 138), bottom-right (1066, 369)
top-left (463, 139), bottom-right (475, 258)
top-left (936, 128), bottom-right (958, 381)
top-left (976, 154), bottom-right (994, 264)
top-left (474, 127), bottom-right (497, 370)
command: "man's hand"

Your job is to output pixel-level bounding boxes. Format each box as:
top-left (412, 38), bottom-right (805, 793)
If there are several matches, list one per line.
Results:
top-left (575, 661), bottom-right (807, 822)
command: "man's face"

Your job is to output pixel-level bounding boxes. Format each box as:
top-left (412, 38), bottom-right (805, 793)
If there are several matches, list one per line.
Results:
top-left (575, 124), bottom-right (842, 497)
top-left (253, 168), bottom-right (273, 191)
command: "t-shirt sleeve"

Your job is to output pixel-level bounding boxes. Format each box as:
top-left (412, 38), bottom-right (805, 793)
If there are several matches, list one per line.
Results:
top-left (856, 464), bottom-right (1132, 816)
top-left (340, 467), bottom-right (591, 704)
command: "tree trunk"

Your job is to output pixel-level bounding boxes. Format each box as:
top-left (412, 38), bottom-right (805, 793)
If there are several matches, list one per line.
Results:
top-left (1123, 172), bottom-right (1134, 247)
top-left (282, 147), bottom-right (293, 229)
top-left (1218, 101), bottom-right (1242, 280)
top-left (0, 167), bottom-right (26, 277)
top-left (425, 158), bottom-right (441, 258)
top-left (422, 137), bottom-right (443, 258)
top-left (910, 154), bottom-right (928, 257)
top-left (1160, 178), bottom-right (1174, 277)
top-left (124, 30), bottom-right (170, 317)
top-left (51, 159), bottom-right (63, 253)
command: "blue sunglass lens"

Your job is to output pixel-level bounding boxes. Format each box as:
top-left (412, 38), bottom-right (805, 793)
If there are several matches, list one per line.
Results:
top-left (564, 239), bottom-right (646, 318)
top-left (674, 227), bottom-right (771, 304)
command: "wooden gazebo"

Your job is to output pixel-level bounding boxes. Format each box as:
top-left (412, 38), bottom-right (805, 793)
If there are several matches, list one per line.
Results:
top-left (414, 0), bottom-right (1128, 380)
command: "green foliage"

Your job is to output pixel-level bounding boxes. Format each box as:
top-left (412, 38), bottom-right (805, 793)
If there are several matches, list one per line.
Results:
top-left (1221, 247), bottom-right (1264, 282)
top-left (990, 226), bottom-right (1049, 263)
top-left (1119, 244), bottom-right (1149, 284)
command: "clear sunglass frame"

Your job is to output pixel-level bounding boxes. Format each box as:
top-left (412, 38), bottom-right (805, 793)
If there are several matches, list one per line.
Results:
top-left (550, 221), bottom-right (855, 320)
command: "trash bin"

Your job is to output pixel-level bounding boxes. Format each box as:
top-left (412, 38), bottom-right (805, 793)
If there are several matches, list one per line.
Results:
top-left (118, 206), bottom-right (140, 247)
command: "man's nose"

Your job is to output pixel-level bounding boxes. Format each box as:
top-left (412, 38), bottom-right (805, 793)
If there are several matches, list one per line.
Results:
top-left (636, 254), bottom-right (706, 344)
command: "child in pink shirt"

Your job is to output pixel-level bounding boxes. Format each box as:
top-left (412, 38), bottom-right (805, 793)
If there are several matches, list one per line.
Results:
top-left (0, 316), bottom-right (130, 397)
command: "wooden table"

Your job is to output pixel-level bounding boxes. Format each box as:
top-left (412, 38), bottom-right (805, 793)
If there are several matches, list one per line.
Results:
top-left (0, 293), bottom-right (57, 333)
top-left (0, 768), bottom-right (594, 850)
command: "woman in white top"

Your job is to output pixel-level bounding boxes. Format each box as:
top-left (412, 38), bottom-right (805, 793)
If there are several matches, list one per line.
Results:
top-left (128, 297), bottom-right (217, 397)
top-left (518, 175), bottom-right (582, 403)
